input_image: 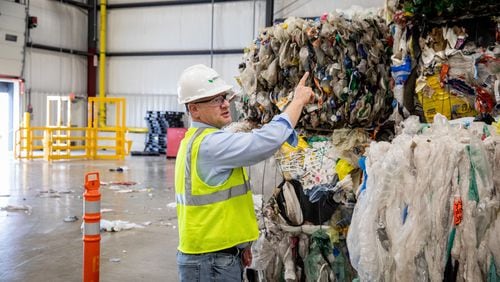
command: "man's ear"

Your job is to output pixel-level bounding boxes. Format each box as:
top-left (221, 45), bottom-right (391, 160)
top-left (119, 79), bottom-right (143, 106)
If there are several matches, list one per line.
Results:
top-left (187, 103), bottom-right (199, 118)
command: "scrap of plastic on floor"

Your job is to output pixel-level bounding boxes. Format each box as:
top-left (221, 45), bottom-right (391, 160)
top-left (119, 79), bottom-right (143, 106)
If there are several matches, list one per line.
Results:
top-left (1, 204), bottom-right (33, 214)
top-left (79, 219), bottom-right (146, 232)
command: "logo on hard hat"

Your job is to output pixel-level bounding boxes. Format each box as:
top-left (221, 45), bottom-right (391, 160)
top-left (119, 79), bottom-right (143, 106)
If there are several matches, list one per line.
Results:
top-left (208, 76), bottom-right (219, 83)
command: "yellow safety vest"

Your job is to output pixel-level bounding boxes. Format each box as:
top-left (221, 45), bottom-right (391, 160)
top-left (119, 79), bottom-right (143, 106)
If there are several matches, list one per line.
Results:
top-left (175, 127), bottom-right (259, 254)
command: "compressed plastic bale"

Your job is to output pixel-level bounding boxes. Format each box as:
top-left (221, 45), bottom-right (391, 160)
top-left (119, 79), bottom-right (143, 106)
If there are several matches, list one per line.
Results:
top-left (393, 135), bottom-right (433, 280)
top-left (468, 136), bottom-right (494, 202)
top-left (467, 138), bottom-right (499, 256)
top-left (283, 242), bottom-right (297, 281)
top-left (298, 233), bottom-right (310, 265)
top-left (425, 138), bottom-right (460, 281)
top-left (237, 13), bottom-right (393, 130)
top-left (250, 233), bottom-right (276, 271)
top-left (400, 115), bottom-right (422, 135)
top-left (491, 138), bottom-right (500, 198)
top-left (299, 46), bottom-right (310, 72)
top-left (239, 62), bottom-right (257, 95)
top-left (304, 229), bottom-right (333, 282)
top-left (347, 141), bottom-right (393, 281)
top-left (458, 199), bottom-right (483, 281)
top-left (347, 113), bottom-right (499, 281)
top-left (277, 236), bottom-right (296, 281)
top-left (486, 216), bottom-right (500, 276)
top-left (380, 135), bottom-right (416, 278)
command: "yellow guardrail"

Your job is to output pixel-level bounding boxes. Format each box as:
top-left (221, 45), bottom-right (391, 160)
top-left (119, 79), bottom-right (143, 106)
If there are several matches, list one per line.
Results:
top-left (15, 125), bottom-right (132, 161)
top-left (15, 97), bottom-right (133, 161)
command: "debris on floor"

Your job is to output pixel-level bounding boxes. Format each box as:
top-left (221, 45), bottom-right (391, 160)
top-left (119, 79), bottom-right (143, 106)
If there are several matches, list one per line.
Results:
top-left (63, 215), bottom-right (79, 222)
top-left (114, 188), bottom-right (149, 194)
top-left (37, 189), bottom-right (61, 198)
top-left (1, 204), bottom-right (33, 214)
top-left (100, 181), bottom-right (138, 186)
top-left (166, 202), bottom-right (176, 208)
top-left (160, 221), bottom-right (176, 229)
top-left (100, 219), bottom-right (145, 232)
top-left (109, 166), bottom-right (129, 172)
top-left (109, 258), bottom-right (121, 263)
top-left (0, 194), bottom-right (10, 197)
top-left (100, 208), bottom-right (113, 213)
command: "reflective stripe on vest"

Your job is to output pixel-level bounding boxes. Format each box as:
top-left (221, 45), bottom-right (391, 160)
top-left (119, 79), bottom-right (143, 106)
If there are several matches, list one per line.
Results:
top-left (176, 128), bottom-right (250, 206)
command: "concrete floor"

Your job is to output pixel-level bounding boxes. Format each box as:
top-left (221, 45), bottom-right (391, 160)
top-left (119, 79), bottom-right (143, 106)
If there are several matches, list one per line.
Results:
top-left (0, 155), bottom-right (179, 282)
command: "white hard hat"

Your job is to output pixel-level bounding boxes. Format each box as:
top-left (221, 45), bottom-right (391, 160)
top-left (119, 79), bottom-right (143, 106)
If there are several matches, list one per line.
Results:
top-left (177, 64), bottom-right (233, 104)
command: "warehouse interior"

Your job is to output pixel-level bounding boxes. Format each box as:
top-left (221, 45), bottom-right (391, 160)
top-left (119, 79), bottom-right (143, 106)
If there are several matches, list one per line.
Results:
top-left (0, 0), bottom-right (499, 281)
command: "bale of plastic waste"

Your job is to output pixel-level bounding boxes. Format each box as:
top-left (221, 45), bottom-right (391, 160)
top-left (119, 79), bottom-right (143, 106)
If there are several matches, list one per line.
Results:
top-left (237, 12), bottom-right (394, 131)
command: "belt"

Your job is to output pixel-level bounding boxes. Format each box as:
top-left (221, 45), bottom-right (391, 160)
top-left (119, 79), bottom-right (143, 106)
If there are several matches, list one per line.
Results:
top-left (180, 247), bottom-right (240, 256)
top-left (213, 247), bottom-right (239, 256)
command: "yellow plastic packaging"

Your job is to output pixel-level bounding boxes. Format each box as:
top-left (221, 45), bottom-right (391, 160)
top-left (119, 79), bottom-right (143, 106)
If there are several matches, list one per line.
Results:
top-left (416, 74), bottom-right (476, 122)
top-left (335, 158), bottom-right (354, 180)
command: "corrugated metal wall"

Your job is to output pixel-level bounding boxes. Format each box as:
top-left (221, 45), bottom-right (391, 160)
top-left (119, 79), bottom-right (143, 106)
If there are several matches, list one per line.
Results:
top-left (105, 1), bottom-right (266, 128)
top-left (0, 1), bottom-right (25, 77)
top-left (23, 0), bottom-right (384, 129)
top-left (273, 0), bottom-right (383, 18)
top-left (25, 0), bottom-right (87, 127)
top-left (29, 91), bottom-right (87, 127)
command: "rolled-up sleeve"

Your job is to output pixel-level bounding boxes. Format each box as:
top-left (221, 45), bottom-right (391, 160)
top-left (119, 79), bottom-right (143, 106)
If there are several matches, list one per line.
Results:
top-left (198, 113), bottom-right (297, 172)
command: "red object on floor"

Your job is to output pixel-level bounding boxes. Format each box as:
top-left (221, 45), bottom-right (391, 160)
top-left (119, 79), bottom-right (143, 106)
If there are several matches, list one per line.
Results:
top-left (167, 128), bottom-right (187, 158)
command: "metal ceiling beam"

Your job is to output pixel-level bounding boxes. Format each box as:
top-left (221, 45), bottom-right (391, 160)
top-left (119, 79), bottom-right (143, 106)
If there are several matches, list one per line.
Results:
top-left (51, 0), bottom-right (91, 9)
top-left (108, 0), bottom-right (250, 9)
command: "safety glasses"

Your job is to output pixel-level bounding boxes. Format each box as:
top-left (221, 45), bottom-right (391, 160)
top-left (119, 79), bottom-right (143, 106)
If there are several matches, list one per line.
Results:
top-left (194, 93), bottom-right (235, 107)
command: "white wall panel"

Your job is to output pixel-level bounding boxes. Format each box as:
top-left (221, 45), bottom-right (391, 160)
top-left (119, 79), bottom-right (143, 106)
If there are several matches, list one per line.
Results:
top-left (25, 49), bottom-right (87, 93)
top-left (107, 1), bottom-right (265, 52)
top-left (29, 91), bottom-right (87, 127)
top-left (212, 1), bottom-right (265, 49)
top-left (274, 0), bottom-right (384, 18)
top-left (30, 0), bottom-right (87, 50)
top-left (108, 55), bottom-right (210, 94)
top-left (107, 53), bottom-right (244, 96)
top-left (0, 1), bottom-right (25, 77)
top-left (211, 53), bottom-right (247, 88)
top-left (107, 5), bottom-right (212, 52)
top-left (108, 93), bottom-right (184, 128)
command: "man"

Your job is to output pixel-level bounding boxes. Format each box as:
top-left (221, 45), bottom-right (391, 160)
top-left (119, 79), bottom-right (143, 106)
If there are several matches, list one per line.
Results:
top-left (175, 64), bottom-right (313, 281)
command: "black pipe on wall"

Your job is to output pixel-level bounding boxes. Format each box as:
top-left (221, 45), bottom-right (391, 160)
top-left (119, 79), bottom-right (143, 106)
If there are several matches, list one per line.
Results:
top-left (27, 42), bottom-right (89, 57)
top-left (27, 42), bottom-right (242, 58)
top-left (107, 49), bottom-right (243, 57)
top-left (87, 0), bottom-right (97, 98)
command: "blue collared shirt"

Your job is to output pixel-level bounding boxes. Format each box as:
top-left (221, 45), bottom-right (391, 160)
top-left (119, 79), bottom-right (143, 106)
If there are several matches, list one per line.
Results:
top-left (191, 113), bottom-right (297, 186)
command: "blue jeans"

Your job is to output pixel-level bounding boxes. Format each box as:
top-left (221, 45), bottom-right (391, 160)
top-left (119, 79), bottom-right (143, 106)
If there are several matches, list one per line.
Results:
top-left (177, 251), bottom-right (242, 282)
